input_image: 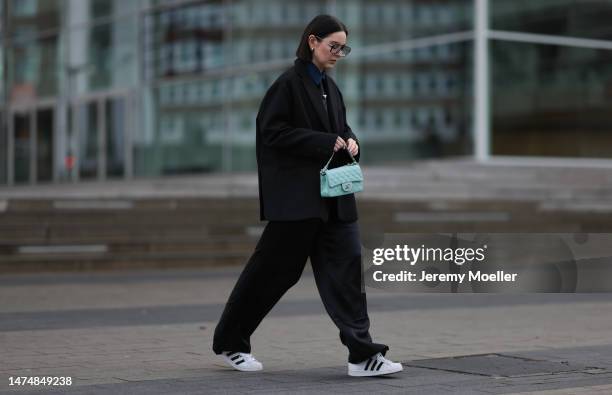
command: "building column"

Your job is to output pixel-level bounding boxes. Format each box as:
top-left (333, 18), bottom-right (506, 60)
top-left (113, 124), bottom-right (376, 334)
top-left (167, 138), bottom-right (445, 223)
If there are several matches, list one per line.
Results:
top-left (62, 0), bottom-right (90, 182)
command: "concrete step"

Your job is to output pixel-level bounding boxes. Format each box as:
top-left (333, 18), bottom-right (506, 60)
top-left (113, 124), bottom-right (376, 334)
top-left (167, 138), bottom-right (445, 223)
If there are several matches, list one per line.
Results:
top-left (1, 158), bottom-right (611, 272)
top-left (0, 238), bottom-right (258, 256)
top-left (0, 250), bottom-right (251, 272)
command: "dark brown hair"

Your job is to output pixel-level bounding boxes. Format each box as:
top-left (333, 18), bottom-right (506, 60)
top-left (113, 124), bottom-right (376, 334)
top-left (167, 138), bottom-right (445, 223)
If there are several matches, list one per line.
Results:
top-left (296, 15), bottom-right (349, 61)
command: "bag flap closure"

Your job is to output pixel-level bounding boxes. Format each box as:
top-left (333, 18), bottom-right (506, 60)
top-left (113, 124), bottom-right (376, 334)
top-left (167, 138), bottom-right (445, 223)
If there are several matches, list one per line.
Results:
top-left (325, 164), bottom-right (363, 188)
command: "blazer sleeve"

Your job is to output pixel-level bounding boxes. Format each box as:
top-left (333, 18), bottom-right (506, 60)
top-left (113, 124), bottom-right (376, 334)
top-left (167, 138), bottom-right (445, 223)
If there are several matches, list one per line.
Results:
top-left (337, 88), bottom-right (361, 162)
top-left (257, 80), bottom-right (337, 159)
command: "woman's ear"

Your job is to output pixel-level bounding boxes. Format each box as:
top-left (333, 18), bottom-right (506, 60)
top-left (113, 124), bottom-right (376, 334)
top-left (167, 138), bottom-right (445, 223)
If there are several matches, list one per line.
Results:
top-left (308, 34), bottom-right (317, 50)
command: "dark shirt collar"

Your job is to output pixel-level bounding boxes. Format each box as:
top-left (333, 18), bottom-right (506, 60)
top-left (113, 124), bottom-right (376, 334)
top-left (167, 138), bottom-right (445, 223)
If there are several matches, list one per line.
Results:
top-left (306, 61), bottom-right (326, 86)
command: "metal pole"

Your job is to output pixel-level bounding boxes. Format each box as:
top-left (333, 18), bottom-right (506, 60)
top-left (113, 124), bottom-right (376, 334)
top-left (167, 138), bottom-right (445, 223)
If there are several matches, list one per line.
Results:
top-left (474, 0), bottom-right (489, 161)
top-left (221, 0), bottom-right (233, 172)
top-left (30, 108), bottom-right (36, 183)
top-left (55, 0), bottom-right (68, 183)
top-left (71, 96), bottom-right (79, 182)
top-left (4, 0), bottom-right (12, 185)
top-left (98, 98), bottom-right (106, 180)
top-left (125, 93), bottom-right (133, 179)
top-left (7, 105), bottom-right (13, 185)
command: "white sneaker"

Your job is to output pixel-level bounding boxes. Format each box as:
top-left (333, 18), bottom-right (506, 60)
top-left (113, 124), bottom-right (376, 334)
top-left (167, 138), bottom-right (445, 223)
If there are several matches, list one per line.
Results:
top-left (348, 352), bottom-right (403, 377)
top-left (218, 351), bottom-right (263, 372)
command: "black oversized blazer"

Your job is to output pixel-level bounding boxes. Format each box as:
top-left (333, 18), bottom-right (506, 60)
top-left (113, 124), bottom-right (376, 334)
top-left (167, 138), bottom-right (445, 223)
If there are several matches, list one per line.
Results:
top-left (255, 58), bottom-right (361, 222)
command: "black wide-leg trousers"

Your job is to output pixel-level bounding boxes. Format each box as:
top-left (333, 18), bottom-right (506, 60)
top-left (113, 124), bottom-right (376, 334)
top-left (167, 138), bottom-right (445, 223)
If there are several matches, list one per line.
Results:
top-left (212, 218), bottom-right (389, 363)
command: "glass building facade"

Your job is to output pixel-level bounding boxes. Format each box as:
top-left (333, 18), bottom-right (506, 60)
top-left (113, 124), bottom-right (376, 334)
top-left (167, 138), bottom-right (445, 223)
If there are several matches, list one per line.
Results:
top-left (1, 0), bottom-right (611, 186)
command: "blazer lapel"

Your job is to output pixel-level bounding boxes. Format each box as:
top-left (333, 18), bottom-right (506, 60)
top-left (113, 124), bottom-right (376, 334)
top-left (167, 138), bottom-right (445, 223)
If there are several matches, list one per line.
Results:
top-left (302, 77), bottom-right (333, 133)
top-left (325, 78), bottom-right (341, 132)
top-left (294, 59), bottom-right (333, 133)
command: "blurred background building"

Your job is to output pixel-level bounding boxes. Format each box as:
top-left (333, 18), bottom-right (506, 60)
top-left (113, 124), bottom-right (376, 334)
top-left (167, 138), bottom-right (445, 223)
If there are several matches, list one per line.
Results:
top-left (1, 0), bottom-right (612, 186)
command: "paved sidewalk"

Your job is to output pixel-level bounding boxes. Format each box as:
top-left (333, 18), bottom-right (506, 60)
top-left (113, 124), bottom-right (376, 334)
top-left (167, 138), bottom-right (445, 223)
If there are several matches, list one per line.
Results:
top-left (1, 266), bottom-right (612, 394)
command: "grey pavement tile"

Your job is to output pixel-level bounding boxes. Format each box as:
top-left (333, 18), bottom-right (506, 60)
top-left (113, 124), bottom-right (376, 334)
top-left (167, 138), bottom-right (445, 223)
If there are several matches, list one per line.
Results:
top-left (463, 374), bottom-right (612, 395)
top-left (403, 353), bottom-right (593, 378)
top-left (507, 345), bottom-right (612, 371)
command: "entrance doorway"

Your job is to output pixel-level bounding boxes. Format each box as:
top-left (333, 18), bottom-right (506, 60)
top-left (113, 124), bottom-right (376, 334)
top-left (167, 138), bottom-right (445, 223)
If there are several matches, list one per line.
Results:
top-left (8, 103), bottom-right (55, 184)
top-left (6, 91), bottom-right (133, 184)
top-left (71, 95), bottom-right (129, 181)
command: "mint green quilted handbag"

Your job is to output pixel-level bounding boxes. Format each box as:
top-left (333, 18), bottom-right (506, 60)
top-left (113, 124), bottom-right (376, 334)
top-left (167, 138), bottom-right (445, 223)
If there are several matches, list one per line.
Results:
top-left (320, 150), bottom-right (363, 197)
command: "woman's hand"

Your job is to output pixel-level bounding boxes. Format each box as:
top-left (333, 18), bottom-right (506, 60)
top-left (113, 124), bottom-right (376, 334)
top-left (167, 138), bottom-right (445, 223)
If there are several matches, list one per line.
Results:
top-left (346, 138), bottom-right (359, 156)
top-left (333, 136), bottom-right (347, 152)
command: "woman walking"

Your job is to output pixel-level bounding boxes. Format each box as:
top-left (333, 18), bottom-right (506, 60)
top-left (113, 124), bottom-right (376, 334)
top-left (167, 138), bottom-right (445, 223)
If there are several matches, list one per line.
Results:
top-left (212, 14), bottom-right (402, 377)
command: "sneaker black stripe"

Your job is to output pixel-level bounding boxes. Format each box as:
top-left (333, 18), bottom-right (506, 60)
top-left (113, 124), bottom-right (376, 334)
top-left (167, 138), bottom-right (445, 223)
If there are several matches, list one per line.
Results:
top-left (364, 358), bottom-right (372, 370)
top-left (230, 355), bottom-right (241, 361)
top-left (226, 351), bottom-right (239, 357)
top-left (376, 361), bottom-right (384, 371)
top-left (235, 359), bottom-right (245, 365)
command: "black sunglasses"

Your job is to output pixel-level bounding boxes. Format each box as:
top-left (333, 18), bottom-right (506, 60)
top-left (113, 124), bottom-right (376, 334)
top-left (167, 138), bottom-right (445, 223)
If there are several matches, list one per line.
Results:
top-left (315, 35), bottom-right (351, 57)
